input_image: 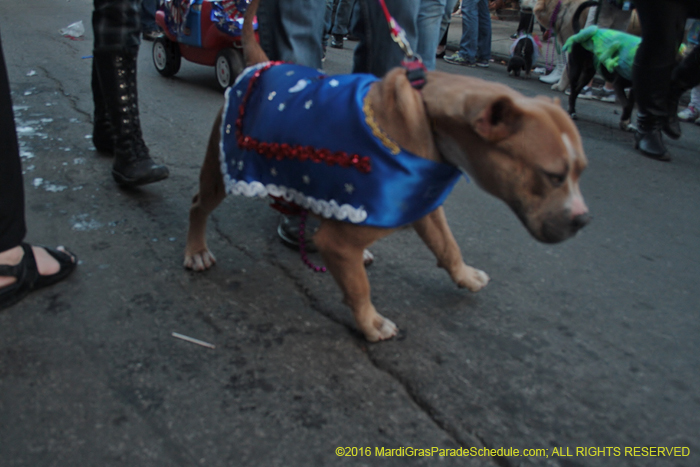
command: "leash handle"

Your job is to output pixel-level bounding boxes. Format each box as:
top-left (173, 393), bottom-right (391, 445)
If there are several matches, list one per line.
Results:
top-left (402, 56), bottom-right (427, 89)
top-left (375, 0), bottom-right (427, 88)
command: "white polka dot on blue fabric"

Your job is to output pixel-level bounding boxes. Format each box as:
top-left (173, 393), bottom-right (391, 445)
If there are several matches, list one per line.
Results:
top-left (289, 79), bottom-right (309, 93)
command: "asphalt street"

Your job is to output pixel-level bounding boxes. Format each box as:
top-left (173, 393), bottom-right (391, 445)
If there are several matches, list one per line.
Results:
top-left (0, 2), bottom-right (699, 467)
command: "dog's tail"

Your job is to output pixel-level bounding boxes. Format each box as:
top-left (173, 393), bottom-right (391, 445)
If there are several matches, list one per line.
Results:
top-left (572, 0), bottom-right (598, 33)
top-left (242, 0), bottom-right (269, 66)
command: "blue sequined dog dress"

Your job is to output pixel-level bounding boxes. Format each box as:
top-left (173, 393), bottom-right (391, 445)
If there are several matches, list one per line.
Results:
top-left (219, 62), bottom-right (462, 228)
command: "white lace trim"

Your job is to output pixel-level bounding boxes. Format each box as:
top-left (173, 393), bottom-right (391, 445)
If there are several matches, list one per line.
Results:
top-left (222, 177), bottom-right (368, 224)
top-left (232, 61), bottom-right (272, 88)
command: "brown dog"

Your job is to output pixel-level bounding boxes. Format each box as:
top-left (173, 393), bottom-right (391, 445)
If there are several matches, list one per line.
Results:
top-left (534, 0), bottom-right (592, 92)
top-left (184, 0), bottom-right (590, 342)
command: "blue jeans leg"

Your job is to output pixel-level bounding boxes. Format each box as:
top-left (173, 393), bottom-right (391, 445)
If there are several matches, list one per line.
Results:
top-left (458, 0), bottom-right (477, 61)
top-left (438, 0), bottom-right (459, 43)
top-left (457, 0), bottom-right (490, 61)
top-left (324, 0), bottom-right (335, 45)
top-left (257, 0), bottom-right (327, 69)
top-left (331, 0), bottom-right (355, 36)
top-left (476, 0), bottom-right (491, 61)
top-left (417, 0), bottom-right (447, 70)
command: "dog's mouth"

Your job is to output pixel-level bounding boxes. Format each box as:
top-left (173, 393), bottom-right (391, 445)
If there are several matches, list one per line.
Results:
top-left (536, 213), bottom-right (590, 243)
top-left (513, 204), bottom-right (590, 244)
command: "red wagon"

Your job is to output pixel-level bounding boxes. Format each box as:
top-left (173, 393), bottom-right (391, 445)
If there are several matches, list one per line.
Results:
top-left (153, 0), bottom-right (258, 89)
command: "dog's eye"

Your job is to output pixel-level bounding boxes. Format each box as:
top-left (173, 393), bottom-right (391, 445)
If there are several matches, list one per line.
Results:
top-left (543, 171), bottom-right (566, 187)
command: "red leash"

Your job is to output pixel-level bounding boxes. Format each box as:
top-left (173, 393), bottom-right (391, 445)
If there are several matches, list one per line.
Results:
top-left (376, 0), bottom-right (427, 89)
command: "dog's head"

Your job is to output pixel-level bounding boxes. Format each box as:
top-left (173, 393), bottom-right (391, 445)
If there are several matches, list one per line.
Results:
top-left (422, 72), bottom-right (589, 243)
top-left (508, 56), bottom-right (525, 76)
top-left (534, 0), bottom-right (591, 41)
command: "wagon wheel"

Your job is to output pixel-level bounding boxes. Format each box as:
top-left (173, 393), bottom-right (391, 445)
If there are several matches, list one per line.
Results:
top-left (153, 36), bottom-right (181, 77)
top-left (215, 48), bottom-right (244, 90)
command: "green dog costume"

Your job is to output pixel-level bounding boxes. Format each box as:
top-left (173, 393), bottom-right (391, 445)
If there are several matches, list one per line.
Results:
top-left (562, 25), bottom-right (640, 81)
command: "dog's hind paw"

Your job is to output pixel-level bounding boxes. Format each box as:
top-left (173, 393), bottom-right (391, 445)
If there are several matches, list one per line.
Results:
top-left (184, 249), bottom-right (217, 271)
top-left (455, 265), bottom-right (490, 292)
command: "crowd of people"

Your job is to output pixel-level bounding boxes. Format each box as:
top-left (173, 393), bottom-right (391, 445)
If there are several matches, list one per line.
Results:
top-left (2, 0), bottom-right (700, 309)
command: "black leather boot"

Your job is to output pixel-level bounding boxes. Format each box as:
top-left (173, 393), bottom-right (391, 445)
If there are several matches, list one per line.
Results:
top-left (635, 112), bottom-right (670, 161)
top-left (91, 60), bottom-right (115, 153)
top-left (93, 50), bottom-right (169, 186)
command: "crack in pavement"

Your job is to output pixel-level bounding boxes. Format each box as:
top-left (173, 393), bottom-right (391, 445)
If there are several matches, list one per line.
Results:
top-left (36, 65), bottom-right (92, 122)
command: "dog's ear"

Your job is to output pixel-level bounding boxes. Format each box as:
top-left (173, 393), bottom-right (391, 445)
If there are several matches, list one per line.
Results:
top-left (471, 96), bottom-right (523, 143)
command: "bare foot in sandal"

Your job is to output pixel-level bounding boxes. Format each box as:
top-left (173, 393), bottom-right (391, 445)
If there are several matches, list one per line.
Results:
top-left (0, 243), bottom-right (77, 311)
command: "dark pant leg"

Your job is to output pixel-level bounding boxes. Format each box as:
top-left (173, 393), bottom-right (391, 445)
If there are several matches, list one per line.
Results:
top-left (672, 45), bottom-right (700, 93)
top-left (140, 0), bottom-right (157, 33)
top-left (351, 0), bottom-right (419, 77)
top-left (0, 30), bottom-right (27, 252)
top-left (93, 0), bottom-right (142, 53)
top-left (517, 9), bottom-right (534, 35)
top-left (670, 1), bottom-right (700, 93)
top-left (633, 0), bottom-right (687, 118)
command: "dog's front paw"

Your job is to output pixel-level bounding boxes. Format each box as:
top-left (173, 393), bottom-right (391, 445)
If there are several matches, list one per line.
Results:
top-left (455, 264), bottom-right (490, 292)
top-left (184, 248), bottom-right (217, 271)
top-left (362, 315), bottom-right (398, 342)
top-left (362, 249), bottom-right (374, 267)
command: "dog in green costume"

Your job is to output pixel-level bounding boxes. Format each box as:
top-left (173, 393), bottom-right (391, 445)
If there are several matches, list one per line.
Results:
top-left (562, 25), bottom-right (640, 131)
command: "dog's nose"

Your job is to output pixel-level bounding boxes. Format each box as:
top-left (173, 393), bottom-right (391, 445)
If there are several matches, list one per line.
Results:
top-left (571, 213), bottom-right (591, 231)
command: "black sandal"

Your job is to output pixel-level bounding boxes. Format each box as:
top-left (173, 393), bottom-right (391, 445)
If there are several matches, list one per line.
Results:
top-left (0, 243), bottom-right (77, 311)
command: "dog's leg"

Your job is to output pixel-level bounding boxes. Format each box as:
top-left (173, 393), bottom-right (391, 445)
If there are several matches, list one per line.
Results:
top-left (313, 221), bottom-right (397, 342)
top-left (184, 111), bottom-right (226, 271)
top-left (525, 56), bottom-right (532, 79)
top-left (568, 47), bottom-right (594, 118)
top-left (616, 80), bottom-right (635, 131)
top-left (413, 207), bottom-right (489, 292)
